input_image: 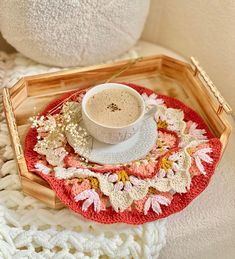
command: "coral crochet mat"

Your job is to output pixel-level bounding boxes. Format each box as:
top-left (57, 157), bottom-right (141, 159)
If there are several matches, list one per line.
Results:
top-left (25, 83), bottom-right (222, 224)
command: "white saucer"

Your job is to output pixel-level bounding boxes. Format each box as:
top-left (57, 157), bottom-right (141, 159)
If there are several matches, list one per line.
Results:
top-left (66, 117), bottom-right (157, 165)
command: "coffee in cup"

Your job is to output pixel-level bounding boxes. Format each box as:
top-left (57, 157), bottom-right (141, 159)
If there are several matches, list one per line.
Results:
top-left (85, 88), bottom-right (142, 127)
top-left (82, 83), bottom-right (146, 144)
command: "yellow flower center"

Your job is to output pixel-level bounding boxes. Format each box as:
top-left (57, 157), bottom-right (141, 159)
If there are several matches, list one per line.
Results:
top-left (156, 139), bottom-right (165, 152)
top-left (145, 156), bottom-right (151, 161)
top-left (186, 147), bottom-right (193, 156)
top-left (87, 177), bottom-right (99, 189)
top-left (148, 187), bottom-right (158, 194)
top-left (161, 157), bottom-right (173, 172)
top-left (117, 170), bottom-right (129, 184)
top-left (77, 178), bottom-right (84, 183)
top-left (157, 120), bottom-right (168, 129)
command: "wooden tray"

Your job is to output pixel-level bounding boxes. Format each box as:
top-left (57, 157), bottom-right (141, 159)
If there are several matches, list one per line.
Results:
top-left (2, 55), bottom-right (232, 209)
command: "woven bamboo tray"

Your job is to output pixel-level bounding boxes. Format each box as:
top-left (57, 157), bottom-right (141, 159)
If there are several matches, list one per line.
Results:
top-left (2, 55), bottom-right (232, 209)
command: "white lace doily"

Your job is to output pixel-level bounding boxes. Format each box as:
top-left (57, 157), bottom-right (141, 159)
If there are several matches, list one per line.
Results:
top-left (0, 50), bottom-right (167, 258)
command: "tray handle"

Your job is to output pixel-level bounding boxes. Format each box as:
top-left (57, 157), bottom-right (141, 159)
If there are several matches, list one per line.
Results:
top-left (190, 57), bottom-right (232, 115)
top-left (2, 87), bottom-right (23, 159)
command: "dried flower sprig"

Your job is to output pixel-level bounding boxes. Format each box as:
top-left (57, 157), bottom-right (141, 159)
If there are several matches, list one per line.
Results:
top-left (47, 89), bottom-right (87, 115)
top-left (30, 115), bottom-right (57, 133)
top-left (62, 102), bottom-right (93, 161)
top-left (30, 100), bottom-right (93, 166)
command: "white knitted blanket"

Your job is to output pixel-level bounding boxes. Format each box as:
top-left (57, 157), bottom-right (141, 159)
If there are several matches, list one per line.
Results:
top-left (0, 50), bottom-right (167, 259)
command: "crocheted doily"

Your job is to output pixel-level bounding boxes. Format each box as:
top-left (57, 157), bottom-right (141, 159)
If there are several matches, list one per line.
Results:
top-left (0, 51), bottom-right (167, 258)
top-left (25, 83), bottom-right (222, 224)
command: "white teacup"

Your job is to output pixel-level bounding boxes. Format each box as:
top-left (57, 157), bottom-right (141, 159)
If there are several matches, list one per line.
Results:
top-left (82, 83), bottom-right (147, 144)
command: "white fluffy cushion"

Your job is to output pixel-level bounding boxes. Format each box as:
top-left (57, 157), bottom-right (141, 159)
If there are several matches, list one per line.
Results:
top-left (0, 0), bottom-right (150, 67)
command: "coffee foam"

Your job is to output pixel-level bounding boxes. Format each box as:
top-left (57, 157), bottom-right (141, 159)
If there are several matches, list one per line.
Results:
top-left (86, 88), bottom-right (142, 127)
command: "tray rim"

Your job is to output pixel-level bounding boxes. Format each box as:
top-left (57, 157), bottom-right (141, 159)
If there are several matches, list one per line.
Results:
top-left (2, 54), bottom-right (232, 208)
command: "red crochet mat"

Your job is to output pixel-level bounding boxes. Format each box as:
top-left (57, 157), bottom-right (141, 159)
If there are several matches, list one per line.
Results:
top-left (25, 83), bottom-right (222, 224)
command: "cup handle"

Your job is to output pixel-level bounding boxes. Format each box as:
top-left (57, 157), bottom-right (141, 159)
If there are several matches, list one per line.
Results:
top-left (144, 105), bottom-right (158, 120)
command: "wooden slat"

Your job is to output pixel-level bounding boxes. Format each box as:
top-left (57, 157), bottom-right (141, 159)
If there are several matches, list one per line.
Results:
top-left (183, 67), bottom-right (232, 152)
top-left (26, 57), bottom-right (162, 96)
top-left (11, 86), bottom-right (28, 110)
top-left (9, 78), bottom-right (26, 95)
top-left (21, 176), bottom-right (64, 209)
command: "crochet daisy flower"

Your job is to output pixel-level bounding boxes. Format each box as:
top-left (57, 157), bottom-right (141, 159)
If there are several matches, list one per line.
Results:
top-left (185, 121), bottom-right (207, 140)
top-left (144, 194), bottom-right (171, 215)
top-left (142, 92), bottom-right (164, 107)
top-left (75, 189), bottom-right (101, 212)
top-left (193, 147), bottom-right (213, 175)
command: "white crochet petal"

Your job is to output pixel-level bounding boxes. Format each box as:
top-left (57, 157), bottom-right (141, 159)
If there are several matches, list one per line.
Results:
top-left (195, 156), bottom-right (206, 175)
top-left (82, 197), bottom-right (93, 211)
top-left (154, 195), bottom-right (171, 206)
top-left (129, 185), bottom-right (149, 200)
top-left (151, 200), bottom-right (162, 214)
top-left (109, 191), bottom-right (132, 212)
top-left (144, 197), bottom-right (152, 215)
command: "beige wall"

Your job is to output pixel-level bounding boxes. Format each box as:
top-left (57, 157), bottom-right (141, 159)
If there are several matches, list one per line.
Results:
top-left (142, 0), bottom-right (235, 115)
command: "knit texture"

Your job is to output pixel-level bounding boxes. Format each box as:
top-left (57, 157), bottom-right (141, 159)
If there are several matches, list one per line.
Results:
top-left (0, 0), bottom-right (150, 67)
top-left (25, 83), bottom-right (222, 224)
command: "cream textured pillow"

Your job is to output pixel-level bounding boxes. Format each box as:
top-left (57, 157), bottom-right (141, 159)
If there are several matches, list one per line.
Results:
top-left (0, 0), bottom-right (150, 67)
